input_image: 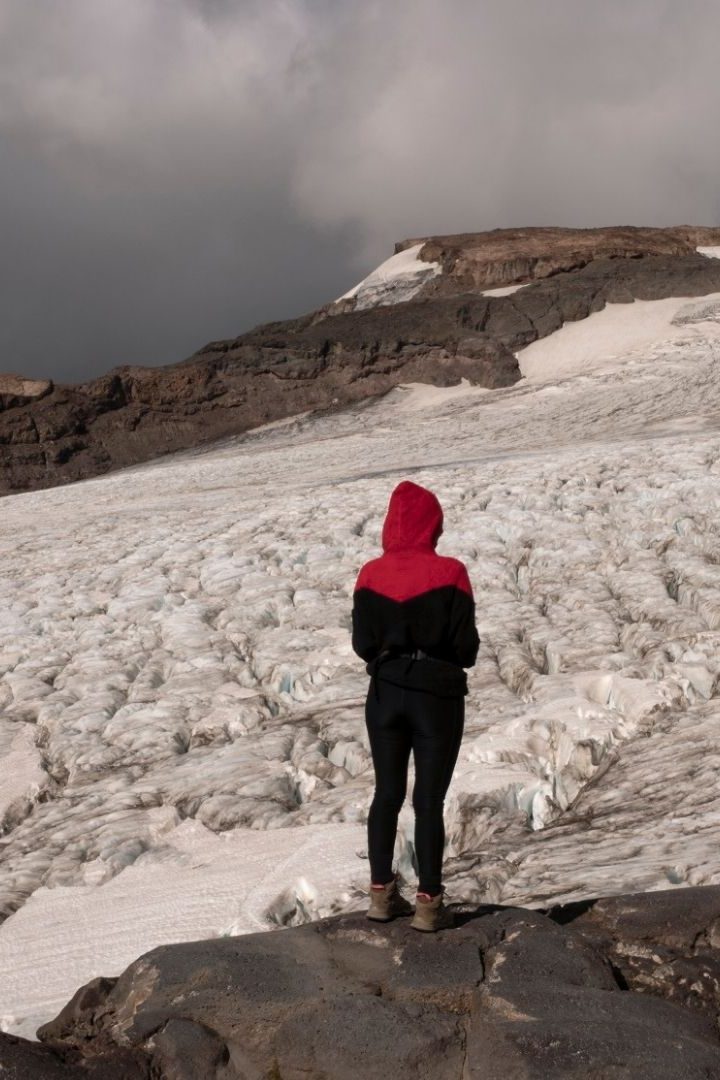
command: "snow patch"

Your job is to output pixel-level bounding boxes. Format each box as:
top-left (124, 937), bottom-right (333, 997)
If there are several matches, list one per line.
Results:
top-left (697, 246), bottom-right (720, 259)
top-left (482, 283), bottom-right (529, 297)
top-left (383, 378), bottom-right (490, 412)
top-left (518, 294), bottom-right (720, 383)
top-left (0, 820), bottom-right (364, 1040)
top-left (672, 297), bottom-right (720, 326)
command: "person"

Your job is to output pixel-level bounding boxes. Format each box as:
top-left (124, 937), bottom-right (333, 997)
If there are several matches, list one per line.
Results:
top-left (351, 479), bottom-right (480, 932)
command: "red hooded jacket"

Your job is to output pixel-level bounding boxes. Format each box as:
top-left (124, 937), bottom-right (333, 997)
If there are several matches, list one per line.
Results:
top-left (351, 481), bottom-right (479, 697)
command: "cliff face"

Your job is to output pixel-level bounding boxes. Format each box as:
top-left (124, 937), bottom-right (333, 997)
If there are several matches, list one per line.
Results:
top-left (3, 226), bottom-right (720, 495)
top-left (6, 885), bottom-right (720, 1079)
top-left (398, 224), bottom-right (720, 294)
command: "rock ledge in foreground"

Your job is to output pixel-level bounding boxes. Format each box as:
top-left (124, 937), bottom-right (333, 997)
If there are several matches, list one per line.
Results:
top-left (4, 884), bottom-right (720, 1078)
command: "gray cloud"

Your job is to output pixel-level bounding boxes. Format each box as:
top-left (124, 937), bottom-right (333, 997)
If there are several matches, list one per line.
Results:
top-left (1, 0), bottom-right (719, 382)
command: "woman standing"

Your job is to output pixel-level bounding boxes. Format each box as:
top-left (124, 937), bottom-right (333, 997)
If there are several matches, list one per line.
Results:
top-left (351, 480), bottom-right (479, 932)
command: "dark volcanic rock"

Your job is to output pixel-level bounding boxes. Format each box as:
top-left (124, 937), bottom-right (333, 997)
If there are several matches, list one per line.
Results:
top-left (4, 226), bottom-right (720, 495)
top-left (0, 1029), bottom-right (150, 1078)
top-left (13, 885), bottom-right (720, 1078)
top-left (152, 1018), bottom-right (230, 1080)
top-left (469, 906), bottom-right (720, 1079)
top-left (556, 884), bottom-right (720, 1024)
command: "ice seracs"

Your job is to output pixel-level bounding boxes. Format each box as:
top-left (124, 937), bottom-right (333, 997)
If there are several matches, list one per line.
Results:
top-left (4, 289), bottom-right (720, 1036)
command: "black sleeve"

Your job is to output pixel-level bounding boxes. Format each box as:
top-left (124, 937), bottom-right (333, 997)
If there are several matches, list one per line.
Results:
top-left (351, 589), bottom-right (381, 663)
top-left (449, 566), bottom-right (480, 668)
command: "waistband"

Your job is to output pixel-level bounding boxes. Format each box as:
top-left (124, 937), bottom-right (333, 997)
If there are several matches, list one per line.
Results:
top-left (367, 649), bottom-right (457, 701)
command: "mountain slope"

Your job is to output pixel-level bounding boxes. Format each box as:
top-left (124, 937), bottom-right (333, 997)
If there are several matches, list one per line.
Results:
top-left (3, 225), bottom-right (720, 494)
top-left (3, 288), bottom-right (720, 1034)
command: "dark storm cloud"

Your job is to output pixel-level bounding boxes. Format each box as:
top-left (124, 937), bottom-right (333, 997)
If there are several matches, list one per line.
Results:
top-left (2, 0), bottom-right (719, 382)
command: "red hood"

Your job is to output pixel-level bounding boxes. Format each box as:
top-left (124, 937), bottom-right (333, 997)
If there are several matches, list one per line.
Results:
top-left (381, 481), bottom-right (444, 553)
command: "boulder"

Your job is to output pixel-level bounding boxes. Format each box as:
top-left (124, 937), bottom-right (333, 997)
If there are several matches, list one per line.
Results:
top-left (0, 374), bottom-right (52, 411)
top-left (19, 886), bottom-right (720, 1078)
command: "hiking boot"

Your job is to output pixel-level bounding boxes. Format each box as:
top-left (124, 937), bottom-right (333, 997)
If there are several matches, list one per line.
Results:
top-left (366, 876), bottom-right (413, 921)
top-left (411, 890), bottom-right (454, 932)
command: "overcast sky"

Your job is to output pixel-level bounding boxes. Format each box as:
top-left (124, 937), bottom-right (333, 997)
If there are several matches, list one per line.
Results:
top-left (2, 0), bottom-right (720, 383)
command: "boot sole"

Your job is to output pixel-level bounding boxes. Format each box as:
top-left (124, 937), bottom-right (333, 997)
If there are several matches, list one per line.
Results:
top-left (411, 915), bottom-right (454, 932)
top-left (367, 907), bottom-right (413, 922)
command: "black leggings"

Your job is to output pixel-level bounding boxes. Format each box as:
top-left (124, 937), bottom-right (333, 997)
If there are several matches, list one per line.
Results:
top-left (365, 679), bottom-right (464, 896)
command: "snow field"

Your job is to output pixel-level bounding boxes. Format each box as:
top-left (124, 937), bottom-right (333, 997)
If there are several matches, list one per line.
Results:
top-left (0, 820), bottom-right (364, 1039)
top-left (3, 295), bottom-right (720, 1033)
top-left (482, 283), bottom-right (529, 297)
top-left (518, 293), bottom-right (720, 383)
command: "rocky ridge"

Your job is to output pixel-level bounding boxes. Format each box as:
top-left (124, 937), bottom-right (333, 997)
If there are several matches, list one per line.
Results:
top-left (3, 226), bottom-right (720, 495)
top-left (400, 224), bottom-right (720, 295)
top-left (4, 885), bottom-right (720, 1078)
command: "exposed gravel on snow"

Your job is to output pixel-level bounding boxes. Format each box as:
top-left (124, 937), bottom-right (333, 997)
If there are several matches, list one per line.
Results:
top-left (3, 295), bottom-right (720, 1036)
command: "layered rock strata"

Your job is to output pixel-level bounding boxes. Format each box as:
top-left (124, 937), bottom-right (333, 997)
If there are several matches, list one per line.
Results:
top-left (399, 224), bottom-right (720, 295)
top-left (4, 885), bottom-right (720, 1078)
top-left (3, 226), bottom-right (720, 495)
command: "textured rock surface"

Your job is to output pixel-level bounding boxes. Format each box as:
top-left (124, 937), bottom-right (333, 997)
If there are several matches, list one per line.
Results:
top-left (0, 374), bottom-right (53, 411)
top-left (3, 885), bottom-right (718, 1078)
top-left (3, 226), bottom-right (720, 495)
top-left (398, 224), bottom-right (720, 293)
top-left (0, 1030), bottom-right (149, 1078)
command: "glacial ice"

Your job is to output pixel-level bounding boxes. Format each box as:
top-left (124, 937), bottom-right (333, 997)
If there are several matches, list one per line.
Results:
top-left (335, 242), bottom-right (442, 308)
top-left (3, 295), bottom-right (720, 1036)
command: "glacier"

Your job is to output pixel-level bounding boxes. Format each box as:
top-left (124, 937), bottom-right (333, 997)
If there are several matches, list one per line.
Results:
top-left (3, 294), bottom-right (720, 1037)
top-left (335, 242), bottom-right (442, 308)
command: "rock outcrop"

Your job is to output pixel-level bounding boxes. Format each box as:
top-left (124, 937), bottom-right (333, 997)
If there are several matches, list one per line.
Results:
top-left (3, 226), bottom-right (720, 496)
top-left (0, 374), bottom-right (53, 411)
top-left (4, 884), bottom-right (720, 1078)
top-left (401, 224), bottom-right (720, 295)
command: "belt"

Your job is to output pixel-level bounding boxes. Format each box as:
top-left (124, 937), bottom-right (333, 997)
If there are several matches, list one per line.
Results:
top-left (368, 648), bottom-right (439, 701)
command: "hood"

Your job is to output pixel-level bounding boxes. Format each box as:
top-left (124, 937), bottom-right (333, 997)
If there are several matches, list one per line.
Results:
top-left (381, 480), bottom-right (444, 553)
